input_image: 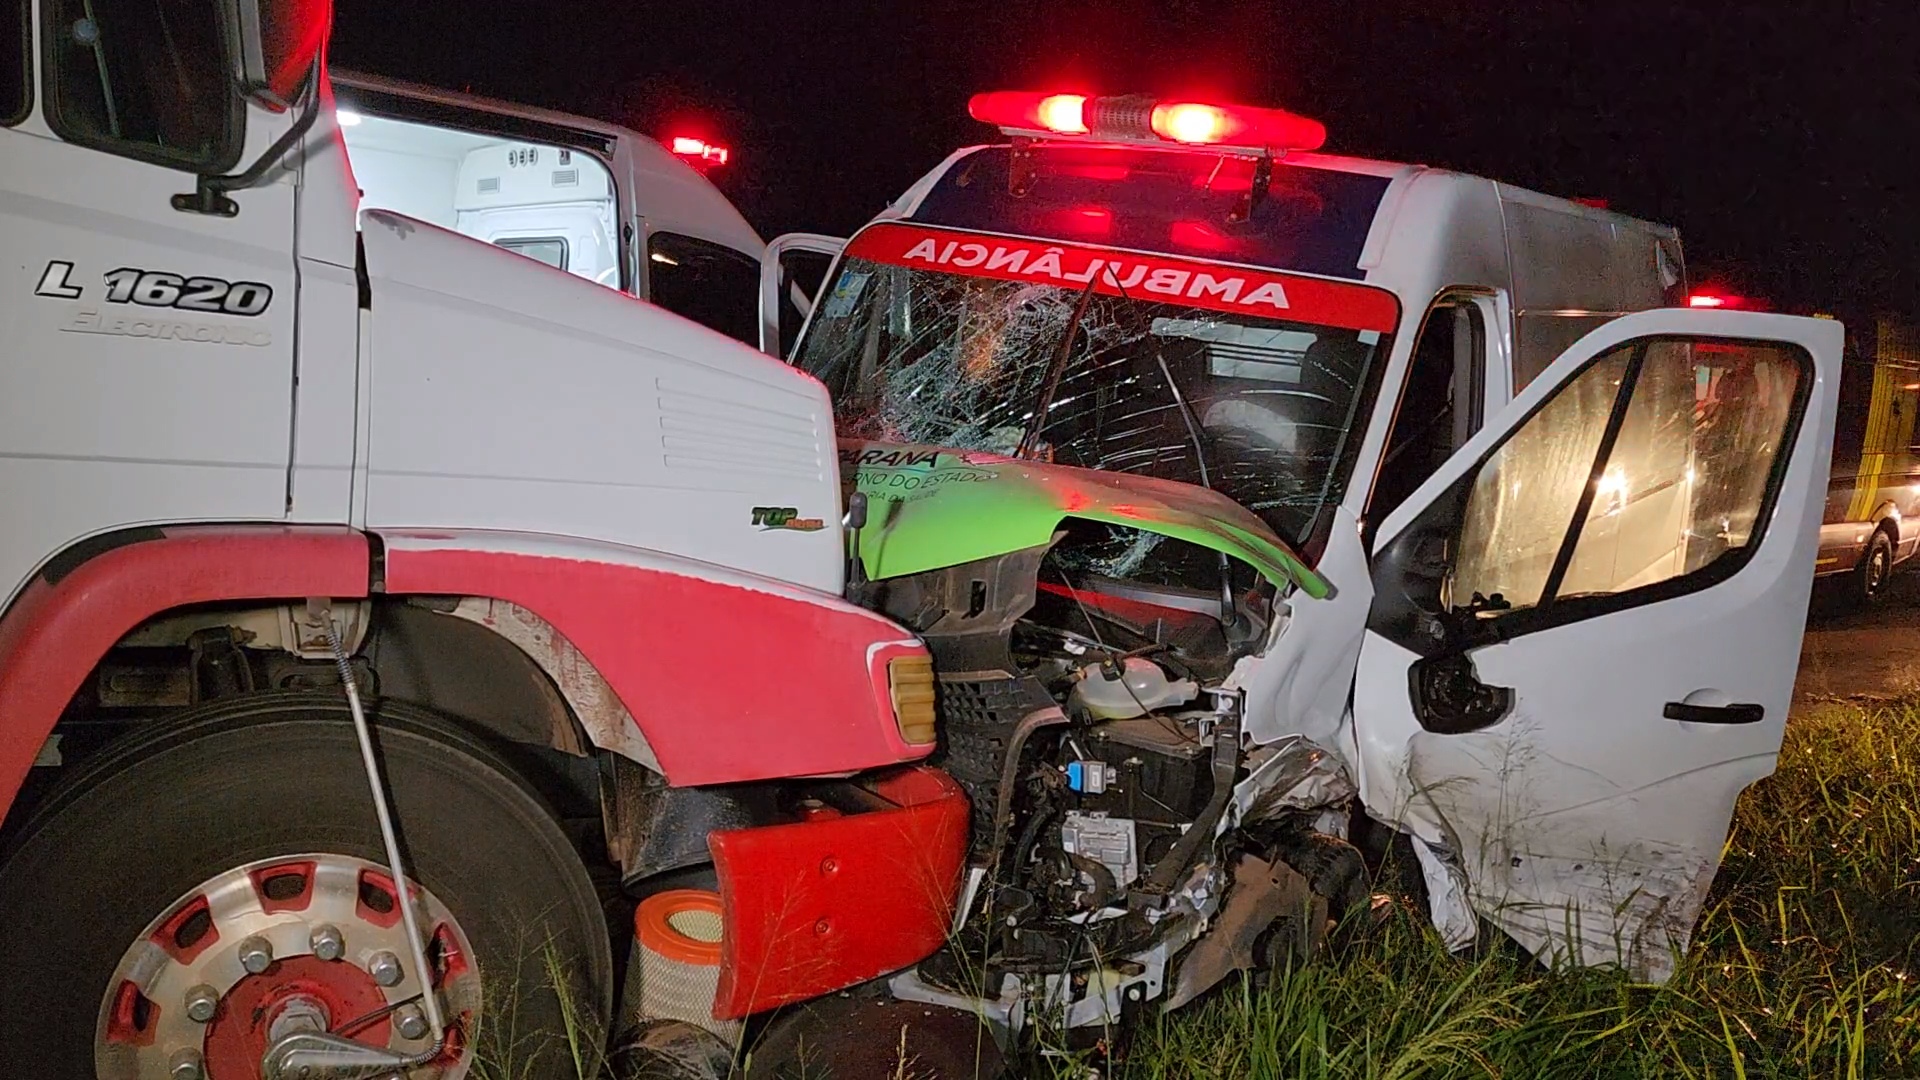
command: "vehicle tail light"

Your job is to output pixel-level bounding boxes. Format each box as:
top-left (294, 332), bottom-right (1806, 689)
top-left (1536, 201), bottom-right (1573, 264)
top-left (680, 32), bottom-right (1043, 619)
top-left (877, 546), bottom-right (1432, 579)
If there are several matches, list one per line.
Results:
top-left (886, 655), bottom-right (937, 745)
top-left (969, 91), bottom-right (1325, 152)
top-left (669, 136), bottom-right (731, 167)
top-left (1686, 291), bottom-right (1768, 312)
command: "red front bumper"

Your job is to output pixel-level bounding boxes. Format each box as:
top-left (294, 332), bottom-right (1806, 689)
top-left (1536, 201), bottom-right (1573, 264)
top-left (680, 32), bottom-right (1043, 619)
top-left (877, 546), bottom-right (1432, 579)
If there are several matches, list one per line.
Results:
top-left (707, 766), bottom-right (969, 1020)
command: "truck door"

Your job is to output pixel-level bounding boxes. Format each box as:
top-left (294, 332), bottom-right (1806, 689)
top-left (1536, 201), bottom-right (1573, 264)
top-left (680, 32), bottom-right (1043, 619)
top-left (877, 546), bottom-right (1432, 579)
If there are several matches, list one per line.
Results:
top-left (1353, 309), bottom-right (1841, 981)
top-left (0, 0), bottom-right (298, 601)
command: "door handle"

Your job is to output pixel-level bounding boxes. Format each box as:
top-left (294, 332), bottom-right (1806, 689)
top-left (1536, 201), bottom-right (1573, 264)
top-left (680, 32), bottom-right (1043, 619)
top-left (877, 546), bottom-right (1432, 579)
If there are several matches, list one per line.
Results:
top-left (1662, 701), bottom-right (1765, 725)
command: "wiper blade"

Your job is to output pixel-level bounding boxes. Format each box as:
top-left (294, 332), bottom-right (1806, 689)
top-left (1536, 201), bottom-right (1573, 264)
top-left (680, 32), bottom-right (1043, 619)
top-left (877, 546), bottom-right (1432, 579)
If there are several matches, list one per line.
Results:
top-left (1016, 276), bottom-right (1101, 460)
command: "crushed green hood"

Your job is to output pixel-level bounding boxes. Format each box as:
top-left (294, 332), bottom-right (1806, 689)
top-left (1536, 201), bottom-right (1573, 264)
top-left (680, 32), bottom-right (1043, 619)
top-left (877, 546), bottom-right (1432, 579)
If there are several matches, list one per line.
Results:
top-left (839, 440), bottom-right (1328, 599)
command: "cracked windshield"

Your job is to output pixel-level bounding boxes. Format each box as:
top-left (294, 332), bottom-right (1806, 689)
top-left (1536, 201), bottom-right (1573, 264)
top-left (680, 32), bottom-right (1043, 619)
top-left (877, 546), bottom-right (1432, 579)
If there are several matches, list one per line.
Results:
top-left (795, 252), bottom-right (1390, 552)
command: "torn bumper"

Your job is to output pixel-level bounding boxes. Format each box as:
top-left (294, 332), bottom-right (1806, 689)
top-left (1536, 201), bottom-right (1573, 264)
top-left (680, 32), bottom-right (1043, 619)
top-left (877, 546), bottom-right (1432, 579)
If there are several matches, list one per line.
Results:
top-left (707, 766), bottom-right (969, 1020)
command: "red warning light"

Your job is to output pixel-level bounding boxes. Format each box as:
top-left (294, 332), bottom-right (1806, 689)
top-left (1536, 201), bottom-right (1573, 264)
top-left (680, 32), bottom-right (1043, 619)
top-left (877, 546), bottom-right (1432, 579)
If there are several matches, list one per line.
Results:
top-left (1035, 95), bottom-right (1089, 135)
top-left (1684, 291), bottom-right (1773, 312)
top-left (969, 92), bottom-right (1089, 135)
top-left (1151, 103), bottom-right (1231, 144)
top-left (669, 136), bottom-right (730, 167)
top-left (968, 92), bottom-right (1324, 151)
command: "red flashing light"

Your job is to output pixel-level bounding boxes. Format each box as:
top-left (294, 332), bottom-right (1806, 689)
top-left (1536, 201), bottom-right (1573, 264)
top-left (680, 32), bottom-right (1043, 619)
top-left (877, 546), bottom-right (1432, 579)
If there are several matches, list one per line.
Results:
top-left (1151, 103), bottom-right (1229, 144)
top-left (969, 92), bottom-right (1088, 135)
top-left (1688, 293), bottom-right (1726, 308)
top-left (669, 136), bottom-right (730, 167)
top-left (968, 91), bottom-right (1325, 151)
top-left (1036, 94), bottom-right (1088, 135)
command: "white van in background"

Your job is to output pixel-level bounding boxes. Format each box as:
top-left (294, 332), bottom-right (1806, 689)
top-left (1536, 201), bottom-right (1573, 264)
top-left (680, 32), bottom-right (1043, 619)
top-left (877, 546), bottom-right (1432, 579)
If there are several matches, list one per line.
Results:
top-left (332, 70), bottom-right (769, 349)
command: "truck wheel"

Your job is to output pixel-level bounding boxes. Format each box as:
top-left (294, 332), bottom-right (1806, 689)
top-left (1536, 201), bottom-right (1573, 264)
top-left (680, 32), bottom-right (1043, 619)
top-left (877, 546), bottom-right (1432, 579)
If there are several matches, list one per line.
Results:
top-left (1852, 527), bottom-right (1896, 607)
top-left (0, 693), bottom-right (612, 1079)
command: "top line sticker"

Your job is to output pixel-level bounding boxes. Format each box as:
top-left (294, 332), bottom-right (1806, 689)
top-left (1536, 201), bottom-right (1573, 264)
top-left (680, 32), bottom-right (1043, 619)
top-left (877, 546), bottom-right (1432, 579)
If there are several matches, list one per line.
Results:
top-left (844, 222), bottom-right (1401, 334)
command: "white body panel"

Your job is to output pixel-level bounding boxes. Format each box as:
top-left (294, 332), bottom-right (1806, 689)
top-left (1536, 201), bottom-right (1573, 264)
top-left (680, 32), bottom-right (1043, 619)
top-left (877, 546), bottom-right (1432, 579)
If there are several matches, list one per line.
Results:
top-left (359, 211), bottom-right (845, 593)
top-left (0, 108), bottom-right (301, 607)
top-left (0, 59), bottom-right (818, 605)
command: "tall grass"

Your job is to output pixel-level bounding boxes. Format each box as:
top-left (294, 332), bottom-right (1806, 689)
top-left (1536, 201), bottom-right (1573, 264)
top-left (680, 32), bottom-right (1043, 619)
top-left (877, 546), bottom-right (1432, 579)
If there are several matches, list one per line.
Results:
top-left (1117, 699), bottom-right (1920, 1079)
top-left (506, 700), bottom-right (1917, 1078)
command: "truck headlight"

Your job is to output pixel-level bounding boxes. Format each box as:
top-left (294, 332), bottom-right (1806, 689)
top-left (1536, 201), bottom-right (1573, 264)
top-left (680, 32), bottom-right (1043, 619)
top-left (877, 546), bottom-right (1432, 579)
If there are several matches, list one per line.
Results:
top-left (887, 655), bottom-right (937, 746)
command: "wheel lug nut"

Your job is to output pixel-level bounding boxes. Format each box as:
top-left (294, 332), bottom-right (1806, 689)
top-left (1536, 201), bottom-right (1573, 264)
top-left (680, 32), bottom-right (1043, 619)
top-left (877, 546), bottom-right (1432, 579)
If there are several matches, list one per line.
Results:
top-left (237, 935), bottom-right (275, 975)
top-left (393, 1002), bottom-right (429, 1040)
top-left (367, 950), bottom-right (403, 987)
top-left (169, 1047), bottom-right (205, 1080)
top-left (183, 984), bottom-right (220, 1023)
top-left (309, 923), bottom-right (345, 962)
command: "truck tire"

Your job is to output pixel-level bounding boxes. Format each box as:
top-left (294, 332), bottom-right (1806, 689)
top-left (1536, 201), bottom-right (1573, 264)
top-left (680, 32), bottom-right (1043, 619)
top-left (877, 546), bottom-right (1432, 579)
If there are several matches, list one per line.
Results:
top-left (0, 693), bottom-right (612, 1079)
top-left (1852, 526), bottom-right (1897, 607)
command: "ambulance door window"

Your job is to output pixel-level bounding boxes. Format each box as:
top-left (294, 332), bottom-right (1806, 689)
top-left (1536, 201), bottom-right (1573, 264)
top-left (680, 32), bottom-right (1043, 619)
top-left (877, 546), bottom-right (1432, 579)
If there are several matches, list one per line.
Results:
top-left (1369, 297), bottom-right (1488, 533)
top-left (1452, 338), bottom-right (1805, 613)
top-left (647, 232), bottom-right (760, 347)
top-left (43, 0), bottom-right (239, 170)
top-left (3, 0), bottom-right (26, 124)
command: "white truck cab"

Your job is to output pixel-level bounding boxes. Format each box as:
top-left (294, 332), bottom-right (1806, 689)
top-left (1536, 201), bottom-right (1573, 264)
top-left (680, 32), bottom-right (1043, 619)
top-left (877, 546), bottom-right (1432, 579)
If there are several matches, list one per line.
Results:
top-left (0, 6), bottom-right (963, 1075)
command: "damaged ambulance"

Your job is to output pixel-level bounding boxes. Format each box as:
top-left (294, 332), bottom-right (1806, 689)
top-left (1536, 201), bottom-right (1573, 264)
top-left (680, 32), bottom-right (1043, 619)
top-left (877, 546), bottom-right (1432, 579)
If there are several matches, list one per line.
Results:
top-left (763, 92), bottom-right (1845, 1038)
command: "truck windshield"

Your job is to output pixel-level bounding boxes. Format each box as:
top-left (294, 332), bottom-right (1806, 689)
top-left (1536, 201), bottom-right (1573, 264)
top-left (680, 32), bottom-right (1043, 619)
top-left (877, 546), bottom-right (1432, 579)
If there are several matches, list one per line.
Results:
top-left (795, 241), bottom-right (1393, 549)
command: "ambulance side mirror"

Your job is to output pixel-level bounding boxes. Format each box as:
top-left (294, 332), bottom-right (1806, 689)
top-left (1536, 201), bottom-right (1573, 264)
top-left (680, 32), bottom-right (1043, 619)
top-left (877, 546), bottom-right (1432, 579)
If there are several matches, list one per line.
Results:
top-left (1367, 469), bottom-right (1516, 734)
top-left (228, 0), bottom-right (332, 108)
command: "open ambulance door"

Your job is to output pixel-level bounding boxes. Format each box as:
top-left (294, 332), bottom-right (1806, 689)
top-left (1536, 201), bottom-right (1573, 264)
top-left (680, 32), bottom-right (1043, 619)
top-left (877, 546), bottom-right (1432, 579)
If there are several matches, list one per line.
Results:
top-left (760, 233), bottom-right (845, 359)
top-left (1353, 308), bottom-right (1842, 981)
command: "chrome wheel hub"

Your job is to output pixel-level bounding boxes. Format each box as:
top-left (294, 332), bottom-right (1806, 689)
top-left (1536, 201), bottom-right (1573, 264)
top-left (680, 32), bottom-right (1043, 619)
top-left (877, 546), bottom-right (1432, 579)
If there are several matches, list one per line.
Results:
top-left (97, 854), bottom-right (479, 1080)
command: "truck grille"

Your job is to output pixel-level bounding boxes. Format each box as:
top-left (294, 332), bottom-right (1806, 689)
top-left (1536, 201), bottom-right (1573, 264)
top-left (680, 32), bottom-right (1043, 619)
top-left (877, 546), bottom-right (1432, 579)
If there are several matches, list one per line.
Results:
top-left (934, 673), bottom-right (1056, 856)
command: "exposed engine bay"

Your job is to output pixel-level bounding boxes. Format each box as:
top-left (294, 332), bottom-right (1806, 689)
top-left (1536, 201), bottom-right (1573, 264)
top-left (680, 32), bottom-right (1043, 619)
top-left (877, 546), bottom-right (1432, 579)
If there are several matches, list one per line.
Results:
top-left (853, 517), bottom-right (1372, 1034)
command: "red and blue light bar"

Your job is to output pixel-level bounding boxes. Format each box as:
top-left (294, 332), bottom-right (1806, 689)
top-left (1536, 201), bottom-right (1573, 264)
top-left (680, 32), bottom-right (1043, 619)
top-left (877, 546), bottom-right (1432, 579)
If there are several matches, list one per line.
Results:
top-left (968, 91), bottom-right (1327, 153)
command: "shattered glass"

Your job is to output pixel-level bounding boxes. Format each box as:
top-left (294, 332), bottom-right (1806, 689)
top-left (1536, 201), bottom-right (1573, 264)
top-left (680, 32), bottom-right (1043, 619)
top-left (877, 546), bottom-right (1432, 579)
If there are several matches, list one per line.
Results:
top-left (796, 258), bottom-right (1389, 553)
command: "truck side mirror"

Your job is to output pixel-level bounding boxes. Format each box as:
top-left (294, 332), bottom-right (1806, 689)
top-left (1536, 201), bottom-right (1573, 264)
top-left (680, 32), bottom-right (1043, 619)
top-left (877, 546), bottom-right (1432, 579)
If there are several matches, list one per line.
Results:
top-left (228, 0), bottom-right (332, 108)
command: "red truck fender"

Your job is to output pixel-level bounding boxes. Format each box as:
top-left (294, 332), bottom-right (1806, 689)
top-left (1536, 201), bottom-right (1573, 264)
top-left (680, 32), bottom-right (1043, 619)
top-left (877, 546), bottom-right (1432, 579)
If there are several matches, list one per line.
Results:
top-left (1, 525), bottom-right (936, 819)
top-left (378, 529), bottom-right (934, 786)
top-left (0, 525), bottom-right (371, 813)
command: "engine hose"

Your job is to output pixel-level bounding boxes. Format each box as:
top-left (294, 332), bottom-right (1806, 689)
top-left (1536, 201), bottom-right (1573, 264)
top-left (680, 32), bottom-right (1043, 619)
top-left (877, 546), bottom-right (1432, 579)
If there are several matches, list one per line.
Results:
top-left (989, 706), bottom-right (1070, 871)
top-left (1009, 799), bottom-right (1054, 882)
top-left (1144, 711), bottom-right (1242, 894)
top-left (1063, 850), bottom-right (1119, 911)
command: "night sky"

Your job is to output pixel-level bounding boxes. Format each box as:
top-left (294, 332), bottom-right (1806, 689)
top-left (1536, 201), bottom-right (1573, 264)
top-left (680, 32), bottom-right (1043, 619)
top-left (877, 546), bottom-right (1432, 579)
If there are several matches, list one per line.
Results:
top-left (331, 0), bottom-right (1918, 320)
